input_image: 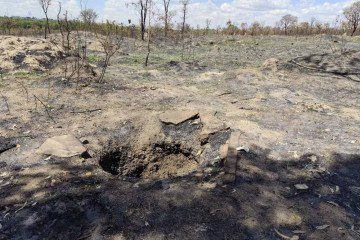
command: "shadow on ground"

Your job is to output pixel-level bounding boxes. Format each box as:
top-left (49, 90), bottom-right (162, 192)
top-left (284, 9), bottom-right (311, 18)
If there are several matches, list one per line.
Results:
top-left (0, 147), bottom-right (359, 240)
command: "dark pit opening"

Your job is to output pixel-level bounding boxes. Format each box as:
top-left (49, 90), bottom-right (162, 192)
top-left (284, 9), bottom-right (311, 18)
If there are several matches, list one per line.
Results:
top-left (99, 141), bottom-right (199, 179)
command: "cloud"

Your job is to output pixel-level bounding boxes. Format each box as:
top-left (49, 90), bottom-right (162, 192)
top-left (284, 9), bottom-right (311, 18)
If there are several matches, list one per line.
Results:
top-left (0, 0), bottom-right (81, 19)
top-left (101, 0), bottom-right (358, 27)
top-left (0, 0), bottom-right (358, 27)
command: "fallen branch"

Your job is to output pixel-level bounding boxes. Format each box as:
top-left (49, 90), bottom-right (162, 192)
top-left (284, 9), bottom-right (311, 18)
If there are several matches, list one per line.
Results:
top-left (15, 201), bottom-right (28, 213)
top-left (290, 60), bottom-right (360, 77)
top-left (16, 81), bottom-right (29, 102)
top-left (71, 108), bottom-right (102, 114)
top-left (34, 95), bottom-right (56, 124)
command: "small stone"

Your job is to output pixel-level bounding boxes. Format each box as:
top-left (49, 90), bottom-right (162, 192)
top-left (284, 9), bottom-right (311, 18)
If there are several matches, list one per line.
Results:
top-left (308, 155), bottom-right (317, 163)
top-left (316, 225), bottom-right (330, 230)
top-left (219, 144), bottom-right (228, 160)
top-left (236, 146), bottom-right (249, 153)
top-left (294, 184), bottom-right (309, 190)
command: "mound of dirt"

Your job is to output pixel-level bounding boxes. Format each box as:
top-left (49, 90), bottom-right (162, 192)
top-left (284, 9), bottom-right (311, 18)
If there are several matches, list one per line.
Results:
top-left (261, 58), bottom-right (280, 72)
top-left (0, 36), bottom-right (60, 73)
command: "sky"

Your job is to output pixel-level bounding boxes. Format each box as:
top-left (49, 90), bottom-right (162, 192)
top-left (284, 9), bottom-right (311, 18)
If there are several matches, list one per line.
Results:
top-left (0, 0), bottom-right (357, 27)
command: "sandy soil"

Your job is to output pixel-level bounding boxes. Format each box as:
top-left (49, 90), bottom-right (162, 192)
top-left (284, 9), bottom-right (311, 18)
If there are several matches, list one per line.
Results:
top-left (0, 34), bottom-right (359, 240)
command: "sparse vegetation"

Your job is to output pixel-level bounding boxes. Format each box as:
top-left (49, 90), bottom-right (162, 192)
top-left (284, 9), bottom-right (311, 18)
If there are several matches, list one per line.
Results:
top-left (1, 1), bottom-right (360, 240)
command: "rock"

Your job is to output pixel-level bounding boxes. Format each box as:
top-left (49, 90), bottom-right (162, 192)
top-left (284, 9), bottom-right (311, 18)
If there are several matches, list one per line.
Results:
top-left (236, 146), bottom-right (250, 153)
top-left (159, 110), bottom-right (199, 125)
top-left (294, 184), bottom-right (309, 190)
top-left (219, 143), bottom-right (228, 160)
top-left (36, 135), bottom-right (86, 157)
top-left (273, 208), bottom-right (303, 226)
top-left (308, 155), bottom-right (317, 163)
top-left (316, 225), bottom-right (330, 230)
top-left (0, 137), bottom-right (16, 154)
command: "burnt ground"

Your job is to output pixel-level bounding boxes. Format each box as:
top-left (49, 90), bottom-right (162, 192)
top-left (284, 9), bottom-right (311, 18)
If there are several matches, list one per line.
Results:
top-left (0, 34), bottom-right (360, 239)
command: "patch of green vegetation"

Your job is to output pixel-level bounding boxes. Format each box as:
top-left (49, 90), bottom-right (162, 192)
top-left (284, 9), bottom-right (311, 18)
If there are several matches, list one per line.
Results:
top-left (13, 71), bottom-right (46, 79)
top-left (141, 71), bottom-right (153, 81)
top-left (87, 54), bottom-right (101, 64)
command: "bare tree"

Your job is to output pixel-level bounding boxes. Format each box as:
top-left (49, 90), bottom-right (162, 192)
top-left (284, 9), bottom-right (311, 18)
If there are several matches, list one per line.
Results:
top-left (80, 9), bottom-right (98, 26)
top-left (161, 0), bottom-right (173, 37)
top-left (240, 22), bottom-right (248, 35)
top-left (205, 18), bottom-right (211, 34)
top-left (279, 14), bottom-right (298, 35)
top-left (128, 0), bottom-right (149, 41)
top-left (145, 0), bottom-right (154, 66)
top-left (180, 0), bottom-right (190, 38)
top-left (96, 21), bottom-right (123, 83)
top-left (80, 8), bottom-right (98, 58)
top-left (57, 2), bottom-right (72, 53)
top-left (38, 0), bottom-right (52, 39)
top-left (343, 1), bottom-right (360, 36)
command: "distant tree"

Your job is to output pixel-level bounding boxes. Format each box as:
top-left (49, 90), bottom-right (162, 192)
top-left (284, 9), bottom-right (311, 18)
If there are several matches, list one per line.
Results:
top-left (80, 9), bottom-right (98, 26)
top-left (240, 22), bottom-right (248, 35)
top-left (128, 0), bottom-right (149, 41)
top-left (1, 17), bottom-right (16, 34)
top-left (279, 14), bottom-right (298, 35)
top-left (38, 0), bottom-right (52, 39)
top-left (250, 21), bottom-right (261, 35)
top-left (180, 0), bottom-right (190, 38)
top-left (299, 22), bottom-right (310, 35)
top-left (205, 18), bottom-right (211, 34)
top-left (343, 1), bottom-right (360, 36)
top-left (160, 0), bottom-right (175, 37)
top-left (180, 0), bottom-right (190, 60)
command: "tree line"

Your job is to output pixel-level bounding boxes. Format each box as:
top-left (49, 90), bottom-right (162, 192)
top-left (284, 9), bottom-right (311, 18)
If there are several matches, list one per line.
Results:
top-left (0, 1), bottom-right (360, 38)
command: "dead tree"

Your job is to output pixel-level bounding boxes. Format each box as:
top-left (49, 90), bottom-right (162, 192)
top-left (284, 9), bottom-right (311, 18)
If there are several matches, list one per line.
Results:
top-left (145, 0), bottom-right (153, 66)
top-left (343, 1), bottom-right (360, 36)
top-left (80, 8), bottom-right (98, 58)
top-left (180, 0), bottom-right (190, 60)
top-left (161, 0), bottom-right (174, 37)
top-left (38, 0), bottom-right (52, 39)
top-left (128, 0), bottom-right (149, 41)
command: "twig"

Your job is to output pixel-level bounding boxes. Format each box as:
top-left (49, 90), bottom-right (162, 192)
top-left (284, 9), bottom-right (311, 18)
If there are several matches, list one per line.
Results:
top-left (16, 81), bottom-right (29, 102)
top-left (33, 95), bottom-right (56, 123)
top-left (0, 91), bottom-right (10, 114)
top-left (71, 108), bottom-right (102, 114)
top-left (15, 201), bottom-right (28, 213)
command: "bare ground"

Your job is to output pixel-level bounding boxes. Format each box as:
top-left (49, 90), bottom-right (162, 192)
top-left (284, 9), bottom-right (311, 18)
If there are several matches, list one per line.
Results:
top-left (0, 34), bottom-right (359, 240)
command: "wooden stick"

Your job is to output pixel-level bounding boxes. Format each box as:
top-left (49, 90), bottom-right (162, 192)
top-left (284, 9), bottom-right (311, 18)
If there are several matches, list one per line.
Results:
top-left (33, 95), bottom-right (56, 124)
top-left (71, 108), bottom-right (102, 114)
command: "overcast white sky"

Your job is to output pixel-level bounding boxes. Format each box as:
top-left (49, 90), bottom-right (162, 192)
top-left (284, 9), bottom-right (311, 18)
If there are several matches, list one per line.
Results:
top-left (0, 0), bottom-right (356, 27)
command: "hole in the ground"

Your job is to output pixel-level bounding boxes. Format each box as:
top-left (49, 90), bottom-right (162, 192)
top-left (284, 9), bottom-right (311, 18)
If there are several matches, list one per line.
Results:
top-left (98, 141), bottom-right (199, 179)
